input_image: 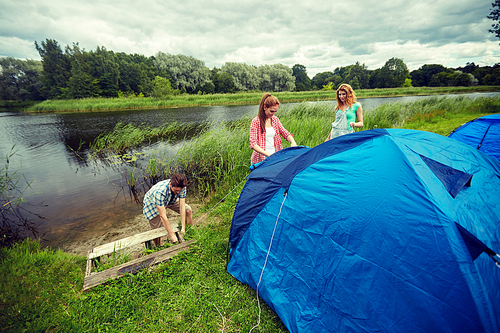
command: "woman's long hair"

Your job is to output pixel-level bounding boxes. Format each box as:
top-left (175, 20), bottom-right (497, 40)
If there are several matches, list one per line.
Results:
top-left (258, 93), bottom-right (280, 132)
top-left (335, 84), bottom-right (357, 111)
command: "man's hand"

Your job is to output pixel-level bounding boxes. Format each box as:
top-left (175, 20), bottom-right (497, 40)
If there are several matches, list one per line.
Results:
top-left (169, 232), bottom-right (178, 243)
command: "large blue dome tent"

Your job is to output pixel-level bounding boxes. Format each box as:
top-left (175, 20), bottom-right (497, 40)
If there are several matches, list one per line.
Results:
top-left (227, 129), bottom-right (500, 333)
top-left (448, 113), bottom-right (500, 162)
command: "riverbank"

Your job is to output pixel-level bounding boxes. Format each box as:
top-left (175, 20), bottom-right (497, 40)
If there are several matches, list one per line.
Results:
top-left (25, 86), bottom-right (500, 113)
top-left (2, 95), bottom-right (499, 332)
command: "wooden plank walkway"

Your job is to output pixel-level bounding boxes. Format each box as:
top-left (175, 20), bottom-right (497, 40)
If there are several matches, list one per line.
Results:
top-left (83, 240), bottom-right (196, 291)
top-left (88, 228), bottom-right (171, 259)
top-left (83, 224), bottom-right (194, 291)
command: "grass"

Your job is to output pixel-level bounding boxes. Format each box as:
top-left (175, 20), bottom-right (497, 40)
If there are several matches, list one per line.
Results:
top-left (0, 240), bottom-right (85, 332)
top-left (362, 94), bottom-right (500, 135)
top-left (90, 121), bottom-right (197, 155)
top-left (0, 146), bottom-right (43, 246)
top-left (93, 247), bottom-right (133, 273)
top-left (25, 86), bottom-right (500, 113)
top-left (1, 95), bottom-right (499, 332)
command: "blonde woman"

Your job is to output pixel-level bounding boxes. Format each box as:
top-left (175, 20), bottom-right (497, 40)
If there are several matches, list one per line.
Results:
top-left (325, 83), bottom-right (364, 141)
top-left (249, 93), bottom-right (297, 164)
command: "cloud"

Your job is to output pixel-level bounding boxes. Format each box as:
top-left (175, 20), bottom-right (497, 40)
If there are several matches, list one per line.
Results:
top-left (0, 0), bottom-right (499, 78)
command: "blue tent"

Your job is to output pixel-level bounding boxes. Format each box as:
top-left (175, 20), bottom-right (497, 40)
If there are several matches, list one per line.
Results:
top-left (448, 113), bottom-right (500, 162)
top-left (227, 129), bottom-right (500, 333)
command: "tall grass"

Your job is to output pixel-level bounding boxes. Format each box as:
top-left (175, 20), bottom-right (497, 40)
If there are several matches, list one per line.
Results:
top-left (278, 102), bottom-right (335, 147)
top-left (142, 119), bottom-right (252, 198)
top-left (90, 121), bottom-right (197, 154)
top-left (91, 95), bottom-right (500, 202)
top-left (363, 95), bottom-right (500, 133)
top-left (0, 147), bottom-right (42, 246)
top-left (25, 86), bottom-right (500, 113)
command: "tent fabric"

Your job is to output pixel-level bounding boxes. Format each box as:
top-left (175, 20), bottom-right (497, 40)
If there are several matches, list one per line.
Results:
top-left (227, 129), bottom-right (500, 333)
top-left (448, 113), bottom-right (500, 162)
top-left (419, 154), bottom-right (473, 198)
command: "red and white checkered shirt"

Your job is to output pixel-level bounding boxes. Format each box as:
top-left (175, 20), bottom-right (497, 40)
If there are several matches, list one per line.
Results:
top-left (249, 116), bottom-right (292, 164)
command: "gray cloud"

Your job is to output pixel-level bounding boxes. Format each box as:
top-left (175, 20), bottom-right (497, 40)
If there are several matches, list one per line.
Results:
top-left (0, 0), bottom-right (498, 77)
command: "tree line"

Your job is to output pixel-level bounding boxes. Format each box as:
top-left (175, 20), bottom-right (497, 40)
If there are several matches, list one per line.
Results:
top-left (0, 38), bottom-right (498, 102)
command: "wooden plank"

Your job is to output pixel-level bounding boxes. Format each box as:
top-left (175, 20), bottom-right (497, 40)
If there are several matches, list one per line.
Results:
top-left (88, 226), bottom-right (178, 259)
top-left (85, 250), bottom-right (93, 277)
top-left (83, 240), bottom-right (196, 291)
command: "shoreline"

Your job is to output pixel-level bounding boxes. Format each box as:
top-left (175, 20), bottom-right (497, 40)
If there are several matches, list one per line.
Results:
top-left (59, 203), bottom-right (204, 257)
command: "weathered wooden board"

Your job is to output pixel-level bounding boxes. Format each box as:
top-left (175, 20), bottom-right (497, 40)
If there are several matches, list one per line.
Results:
top-left (88, 226), bottom-right (178, 259)
top-left (83, 239), bottom-right (196, 291)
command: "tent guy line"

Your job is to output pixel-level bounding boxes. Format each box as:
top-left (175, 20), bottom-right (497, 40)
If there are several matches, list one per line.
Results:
top-left (249, 191), bottom-right (288, 333)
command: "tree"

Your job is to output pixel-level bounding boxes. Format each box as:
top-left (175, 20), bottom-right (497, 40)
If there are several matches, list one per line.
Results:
top-left (483, 70), bottom-right (500, 85)
top-left (292, 64), bottom-right (312, 91)
top-left (90, 46), bottom-right (120, 97)
top-left (257, 64), bottom-right (295, 92)
top-left (382, 58), bottom-right (410, 88)
top-left (488, 0), bottom-right (500, 41)
top-left (348, 76), bottom-right (360, 90)
top-left (429, 69), bottom-right (455, 86)
top-left (154, 52), bottom-right (211, 94)
top-left (220, 62), bottom-right (259, 91)
top-left (213, 71), bottom-right (236, 93)
top-left (403, 78), bottom-right (413, 87)
top-left (410, 64), bottom-right (448, 87)
top-left (114, 52), bottom-right (156, 96)
top-left (198, 81), bottom-right (215, 94)
top-left (325, 75), bottom-right (343, 90)
top-left (322, 82), bottom-right (335, 90)
top-left (311, 71), bottom-right (334, 90)
top-left (0, 57), bottom-right (43, 101)
top-left (343, 62), bottom-right (370, 89)
top-left (66, 61), bottom-right (101, 99)
top-left (64, 43), bottom-right (101, 99)
top-left (35, 39), bottom-right (71, 99)
top-left (152, 76), bottom-right (174, 97)
top-left (368, 68), bottom-right (385, 88)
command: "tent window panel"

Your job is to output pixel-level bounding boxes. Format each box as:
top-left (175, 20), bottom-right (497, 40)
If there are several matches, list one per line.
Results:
top-left (455, 223), bottom-right (494, 261)
top-left (419, 154), bottom-right (472, 198)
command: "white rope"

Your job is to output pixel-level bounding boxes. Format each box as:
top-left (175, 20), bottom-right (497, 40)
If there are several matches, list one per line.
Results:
top-left (184, 176), bottom-right (248, 234)
top-left (249, 191), bottom-right (288, 333)
top-left (184, 176), bottom-right (248, 333)
top-left (207, 300), bottom-right (225, 333)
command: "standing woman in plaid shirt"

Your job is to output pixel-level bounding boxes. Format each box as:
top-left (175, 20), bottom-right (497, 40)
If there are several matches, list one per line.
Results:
top-left (249, 93), bottom-right (297, 164)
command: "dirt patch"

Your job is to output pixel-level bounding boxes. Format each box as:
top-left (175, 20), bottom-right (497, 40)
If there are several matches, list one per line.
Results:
top-left (61, 203), bottom-right (205, 257)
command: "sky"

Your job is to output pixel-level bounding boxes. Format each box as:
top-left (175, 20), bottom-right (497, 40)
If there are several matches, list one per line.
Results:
top-left (1, 0), bottom-right (499, 77)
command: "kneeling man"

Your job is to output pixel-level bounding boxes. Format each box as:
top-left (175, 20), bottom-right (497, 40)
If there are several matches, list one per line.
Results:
top-left (143, 173), bottom-right (193, 245)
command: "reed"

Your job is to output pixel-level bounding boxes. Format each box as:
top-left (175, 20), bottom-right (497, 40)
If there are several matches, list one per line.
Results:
top-left (160, 119), bottom-right (251, 197)
top-left (1, 146), bottom-right (41, 246)
top-left (363, 95), bottom-right (500, 132)
top-left (99, 95), bottom-right (500, 202)
top-left (278, 101), bottom-right (335, 147)
top-left (25, 86), bottom-right (500, 113)
top-left (89, 122), bottom-right (196, 155)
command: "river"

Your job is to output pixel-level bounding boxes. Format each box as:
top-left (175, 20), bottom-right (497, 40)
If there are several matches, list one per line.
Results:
top-left (1, 92), bottom-right (497, 253)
